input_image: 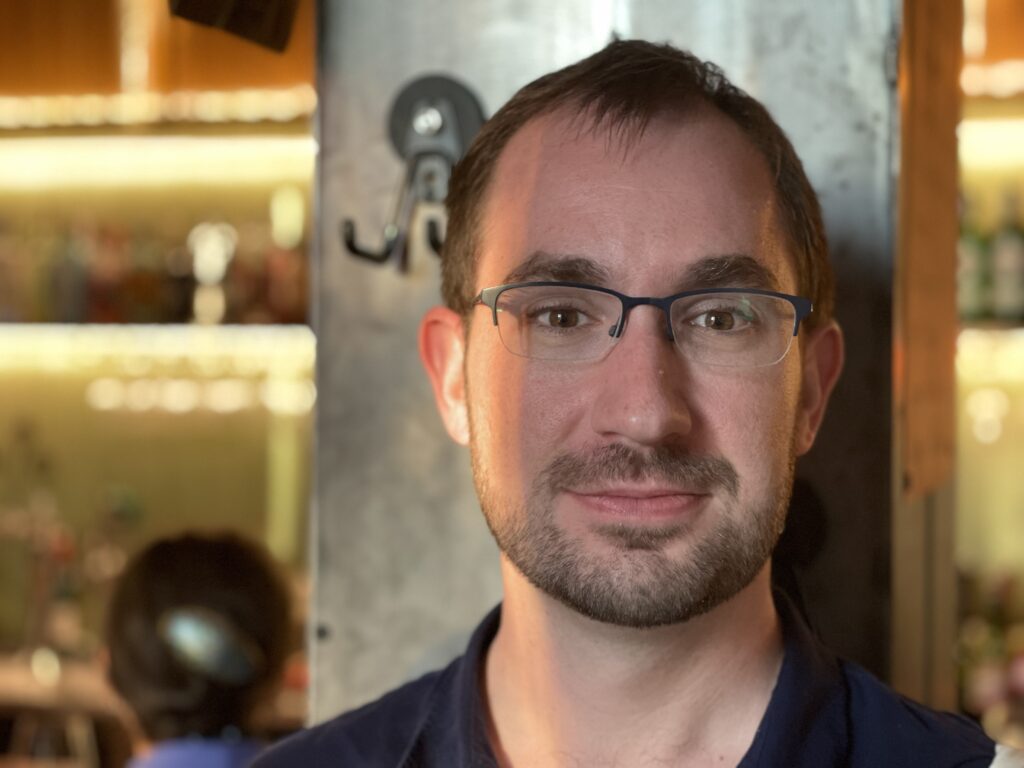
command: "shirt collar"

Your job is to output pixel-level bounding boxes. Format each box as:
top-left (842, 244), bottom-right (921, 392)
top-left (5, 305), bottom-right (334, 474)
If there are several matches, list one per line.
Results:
top-left (739, 590), bottom-right (851, 766)
top-left (443, 592), bottom-right (847, 768)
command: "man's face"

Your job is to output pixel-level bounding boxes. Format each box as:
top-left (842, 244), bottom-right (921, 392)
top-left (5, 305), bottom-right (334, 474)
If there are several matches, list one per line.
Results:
top-left (441, 108), bottom-right (824, 628)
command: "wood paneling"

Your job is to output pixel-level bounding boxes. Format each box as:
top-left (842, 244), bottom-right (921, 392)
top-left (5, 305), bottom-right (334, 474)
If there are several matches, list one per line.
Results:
top-left (898, 0), bottom-right (960, 505)
top-left (982, 0), bottom-right (1024, 63)
top-left (891, 0), bottom-right (962, 709)
top-left (0, 0), bottom-right (314, 100)
top-left (148, 0), bottom-right (314, 92)
top-left (0, 0), bottom-right (120, 96)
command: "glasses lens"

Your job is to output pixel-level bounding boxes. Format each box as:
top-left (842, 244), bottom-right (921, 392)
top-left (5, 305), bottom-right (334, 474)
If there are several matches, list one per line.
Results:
top-left (669, 292), bottom-right (798, 367)
top-left (493, 285), bottom-right (621, 361)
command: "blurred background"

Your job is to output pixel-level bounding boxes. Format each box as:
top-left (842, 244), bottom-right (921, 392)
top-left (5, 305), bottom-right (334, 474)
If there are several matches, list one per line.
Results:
top-left (956, 0), bottom-right (1024, 746)
top-left (0, 0), bottom-right (1022, 765)
top-left (0, 0), bottom-right (313, 763)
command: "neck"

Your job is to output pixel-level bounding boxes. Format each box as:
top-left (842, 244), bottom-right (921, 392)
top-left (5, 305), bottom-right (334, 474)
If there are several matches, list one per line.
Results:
top-left (483, 562), bottom-right (783, 767)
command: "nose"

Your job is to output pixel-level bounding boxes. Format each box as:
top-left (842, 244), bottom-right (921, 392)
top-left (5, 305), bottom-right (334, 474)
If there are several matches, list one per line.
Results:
top-left (589, 306), bottom-right (694, 447)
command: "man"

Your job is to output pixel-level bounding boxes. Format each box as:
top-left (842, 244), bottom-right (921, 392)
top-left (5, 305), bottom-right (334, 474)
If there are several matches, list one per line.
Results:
top-left (257, 40), bottom-right (1023, 767)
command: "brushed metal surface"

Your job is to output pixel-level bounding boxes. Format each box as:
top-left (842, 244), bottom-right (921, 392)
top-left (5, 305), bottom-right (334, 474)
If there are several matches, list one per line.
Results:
top-left (313, 0), bottom-right (626, 722)
top-left (314, 0), bottom-right (897, 721)
top-left (628, 0), bottom-right (901, 683)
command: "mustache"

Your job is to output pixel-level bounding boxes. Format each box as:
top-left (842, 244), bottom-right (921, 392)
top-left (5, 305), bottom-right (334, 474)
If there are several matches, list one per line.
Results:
top-left (541, 443), bottom-right (739, 498)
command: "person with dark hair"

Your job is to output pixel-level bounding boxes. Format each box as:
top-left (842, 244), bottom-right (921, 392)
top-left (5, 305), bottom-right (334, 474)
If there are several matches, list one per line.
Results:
top-left (257, 40), bottom-right (1024, 767)
top-left (105, 531), bottom-right (291, 768)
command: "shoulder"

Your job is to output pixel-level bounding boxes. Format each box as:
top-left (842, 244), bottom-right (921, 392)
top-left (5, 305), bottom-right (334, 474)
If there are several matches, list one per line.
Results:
top-left (840, 660), bottom-right (1010, 768)
top-left (252, 665), bottom-right (453, 768)
top-left (128, 739), bottom-right (264, 768)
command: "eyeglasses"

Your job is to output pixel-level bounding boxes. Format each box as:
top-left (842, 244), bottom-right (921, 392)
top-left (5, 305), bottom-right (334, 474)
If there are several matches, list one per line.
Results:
top-left (474, 281), bottom-right (813, 368)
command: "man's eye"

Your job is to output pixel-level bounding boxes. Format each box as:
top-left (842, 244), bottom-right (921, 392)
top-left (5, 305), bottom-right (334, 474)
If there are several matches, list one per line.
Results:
top-left (545, 308), bottom-right (581, 328)
top-left (689, 305), bottom-right (757, 331)
top-left (525, 305), bottom-right (590, 329)
top-left (696, 310), bottom-right (737, 331)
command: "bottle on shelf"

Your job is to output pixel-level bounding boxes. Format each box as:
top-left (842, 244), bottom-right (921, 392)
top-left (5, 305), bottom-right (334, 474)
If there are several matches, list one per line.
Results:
top-left (990, 190), bottom-right (1024, 324)
top-left (49, 225), bottom-right (90, 324)
top-left (958, 193), bottom-right (991, 322)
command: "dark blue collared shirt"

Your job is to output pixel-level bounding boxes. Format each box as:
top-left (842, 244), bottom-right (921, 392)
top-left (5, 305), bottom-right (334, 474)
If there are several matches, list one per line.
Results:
top-left (256, 596), bottom-right (1010, 767)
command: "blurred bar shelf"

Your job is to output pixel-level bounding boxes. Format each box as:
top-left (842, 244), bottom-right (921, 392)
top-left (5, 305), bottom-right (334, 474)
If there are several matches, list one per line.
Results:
top-left (0, 324), bottom-right (316, 416)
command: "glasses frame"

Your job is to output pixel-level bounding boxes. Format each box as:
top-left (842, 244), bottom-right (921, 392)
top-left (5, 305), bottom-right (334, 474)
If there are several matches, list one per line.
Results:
top-left (474, 281), bottom-right (814, 364)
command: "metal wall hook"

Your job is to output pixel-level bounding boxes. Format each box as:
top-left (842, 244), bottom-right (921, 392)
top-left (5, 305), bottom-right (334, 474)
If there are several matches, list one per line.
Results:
top-left (342, 75), bottom-right (485, 268)
top-left (426, 219), bottom-right (444, 256)
top-left (342, 220), bottom-right (396, 263)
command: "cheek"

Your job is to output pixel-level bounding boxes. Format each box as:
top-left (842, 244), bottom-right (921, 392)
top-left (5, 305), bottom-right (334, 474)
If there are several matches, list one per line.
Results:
top-left (701, 365), bottom-right (801, 483)
top-left (519, 365), bottom-right (590, 452)
top-left (469, 356), bottom-right (587, 490)
top-left (467, 348), bottom-right (516, 462)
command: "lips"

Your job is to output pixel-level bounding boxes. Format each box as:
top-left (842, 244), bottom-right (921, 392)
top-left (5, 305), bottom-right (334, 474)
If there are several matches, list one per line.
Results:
top-left (564, 487), bottom-right (710, 520)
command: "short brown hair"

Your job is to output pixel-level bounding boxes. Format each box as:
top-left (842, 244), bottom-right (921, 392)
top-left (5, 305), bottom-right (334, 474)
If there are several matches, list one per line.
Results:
top-left (442, 39), bottom-right (834, 329)
top-left (105, 532), bottom-right (291, 741)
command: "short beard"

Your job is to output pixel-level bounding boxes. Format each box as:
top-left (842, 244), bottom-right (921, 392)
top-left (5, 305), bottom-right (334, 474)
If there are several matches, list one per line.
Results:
top-left (473, 442), bottom-right (792, 629)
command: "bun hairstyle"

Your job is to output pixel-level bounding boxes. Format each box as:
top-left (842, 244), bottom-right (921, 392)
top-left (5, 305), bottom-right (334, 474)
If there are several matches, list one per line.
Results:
top-left (158, 605), bottom-right (265, 686)
top-left (105, 532), bottom-right (291, 741)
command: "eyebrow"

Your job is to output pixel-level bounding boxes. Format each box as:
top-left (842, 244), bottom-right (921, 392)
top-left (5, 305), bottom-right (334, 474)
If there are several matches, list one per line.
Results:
top-left (501, 251), bottom-right (782, 294)
top-left (680, 254), bottom-right (781, 292)
top-left (503, 252), bottom-right (611, 285)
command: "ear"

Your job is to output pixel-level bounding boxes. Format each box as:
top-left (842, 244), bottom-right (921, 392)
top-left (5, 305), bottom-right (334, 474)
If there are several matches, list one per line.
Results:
top-left (794, 320), bottom-right (844, 456)
top-left (419, 306), bottom-right (470, 446)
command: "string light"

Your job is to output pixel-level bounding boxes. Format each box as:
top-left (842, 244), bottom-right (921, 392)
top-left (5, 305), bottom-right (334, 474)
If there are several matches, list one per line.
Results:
top-left (961, 61), bottom-right (1024, 99)
top-left (0, 325), bottom-right (311, 371)
top-left (0, 86), bottom-right (316, 130)
top-left (959, 329), bottom-right (1024, 383)
top-left (0, 135), bottom-right (316, 190)
top-left (959, 119), bottom-right (1024, 172)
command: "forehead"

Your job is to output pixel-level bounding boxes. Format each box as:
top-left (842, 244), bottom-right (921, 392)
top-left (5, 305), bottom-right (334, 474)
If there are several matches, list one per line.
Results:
top-left (476, 108), bottom-right (796, 293)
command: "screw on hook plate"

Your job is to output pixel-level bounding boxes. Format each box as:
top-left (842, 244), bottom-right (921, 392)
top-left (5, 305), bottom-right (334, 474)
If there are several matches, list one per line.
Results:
top-left (413, 105), bottom-right (444, 136)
